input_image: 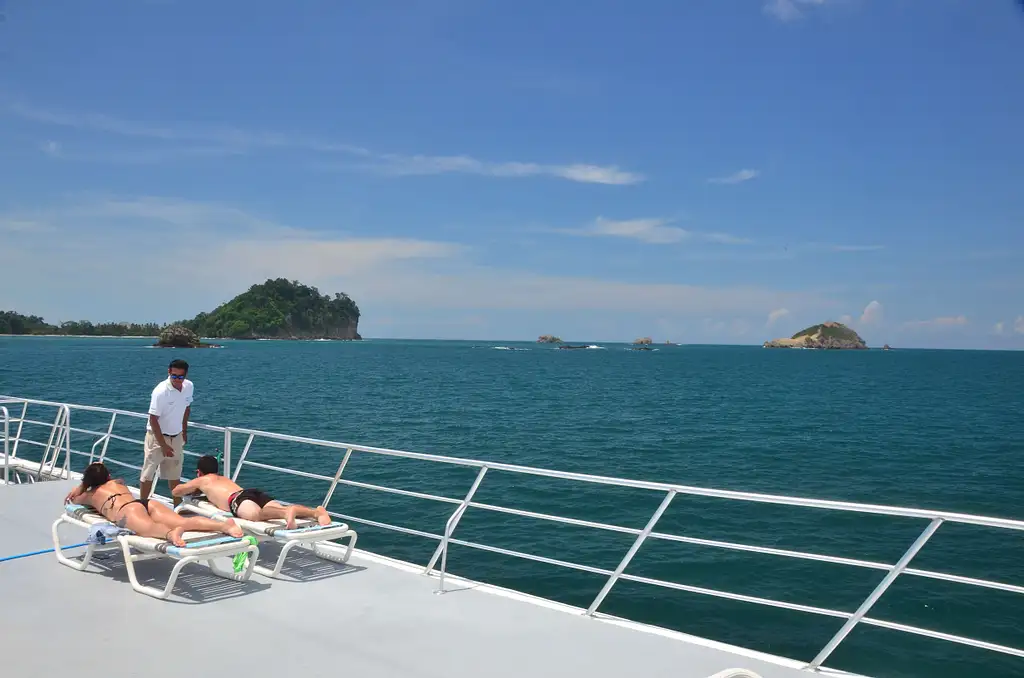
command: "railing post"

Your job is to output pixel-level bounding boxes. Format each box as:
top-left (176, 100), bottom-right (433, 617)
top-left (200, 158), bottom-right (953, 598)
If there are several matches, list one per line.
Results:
top-left (51, 405), bottom-right (71, 479)
top-left (2, 406), bottom-right (9, 485)
top-left (322, 448), bottom-right (353, 509)
top-left (807, 517), bottom-right (944, 669)
top-left (426, 466), bottom-right (489, 575)
top-left (11, 401), bottom-right (27, 458)
top-left (230, 433), bottom-right (254, 482)
top-left (222, 429), bottom-right (232, 480)
top-left (98, 411), bottom-right (117, 462)
top-left (37, 406), bottom-right (63, 479)
top-left (39, 406), bottom-right (70, 480)
top-left (586, 489), bottom-right (677, 616)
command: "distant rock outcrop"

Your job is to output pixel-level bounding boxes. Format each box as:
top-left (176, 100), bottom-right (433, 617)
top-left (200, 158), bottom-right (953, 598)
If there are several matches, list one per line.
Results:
top-left (633, 337), bottom-right (653, 345)
top-left (763, 321), bottom-right (868, 350)
top-left (883, 344), bottom-right (891, 351)
top-left (537, 335), bottom-right (562, 344)
top-left (155, 325), bottom-right (213, 348)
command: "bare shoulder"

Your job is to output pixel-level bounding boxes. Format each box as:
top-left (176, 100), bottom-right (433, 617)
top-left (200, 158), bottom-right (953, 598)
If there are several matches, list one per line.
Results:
top-left (212, 474), bottom-right (240, 491)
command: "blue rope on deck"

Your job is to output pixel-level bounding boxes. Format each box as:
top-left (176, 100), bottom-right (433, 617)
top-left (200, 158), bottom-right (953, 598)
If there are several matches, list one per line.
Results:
top-left (0, 542), bottom-right (89, 563)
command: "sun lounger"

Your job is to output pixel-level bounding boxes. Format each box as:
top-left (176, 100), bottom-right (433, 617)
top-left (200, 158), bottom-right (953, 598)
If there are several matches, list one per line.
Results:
top-left (176, 495), bottom-right (358, 578)
top-left (52, 503), bottom-right (259, 600)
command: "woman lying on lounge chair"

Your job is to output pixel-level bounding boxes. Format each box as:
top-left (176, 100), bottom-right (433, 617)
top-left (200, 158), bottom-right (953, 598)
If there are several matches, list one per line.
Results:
top-left (64, 462), bottom-right (244, 547)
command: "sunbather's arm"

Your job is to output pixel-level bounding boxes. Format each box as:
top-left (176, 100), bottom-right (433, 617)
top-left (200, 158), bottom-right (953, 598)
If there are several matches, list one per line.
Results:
top-left (171, 477), bottom-right (203, 497)
top-left (64, 483), bottom-right (91, 505)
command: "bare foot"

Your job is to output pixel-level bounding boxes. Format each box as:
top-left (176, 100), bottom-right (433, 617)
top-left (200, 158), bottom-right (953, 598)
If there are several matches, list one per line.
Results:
top-left (314, 507), bottom-right (331, 526)
top-left (284, 506), bottom-right (300, 529)
top-left (221, 518), bottom-right (244, 538)
top-left (166, 527), bottom-right (186, 547)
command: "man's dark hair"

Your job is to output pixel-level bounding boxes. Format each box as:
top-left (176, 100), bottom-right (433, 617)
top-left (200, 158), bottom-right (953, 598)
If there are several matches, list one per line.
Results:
top-left (169, 359), bottom-right (189, 372)
top-left (196, 455), bottom-right (219, 476)
top-left (81, 462), bottom-right (110, 490)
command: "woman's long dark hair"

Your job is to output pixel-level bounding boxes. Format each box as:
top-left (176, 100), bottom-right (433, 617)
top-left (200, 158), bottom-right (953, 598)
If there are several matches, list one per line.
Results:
top-left (81, 462), bottom-right (111, 490)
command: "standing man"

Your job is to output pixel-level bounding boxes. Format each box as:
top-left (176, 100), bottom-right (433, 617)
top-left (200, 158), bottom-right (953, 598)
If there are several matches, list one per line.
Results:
top-left (140, 358), bottom-right (193, 506)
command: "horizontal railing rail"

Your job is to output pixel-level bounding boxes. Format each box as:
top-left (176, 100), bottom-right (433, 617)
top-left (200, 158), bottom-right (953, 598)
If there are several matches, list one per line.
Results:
top-left (2, 393), bottom-right (1023, 671)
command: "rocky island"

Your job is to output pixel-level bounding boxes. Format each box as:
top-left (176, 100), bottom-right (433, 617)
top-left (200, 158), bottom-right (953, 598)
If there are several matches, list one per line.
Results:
top-left (537, 335), bottom-right (562, 344)
top-left (179, 278), bottom-right (360, 340)
top-left (153, 325), bottom-right (221, 349)
top-left (763, 321), bottom-right (868, 350)
top-left (2, 278), bottom-right (361, 343)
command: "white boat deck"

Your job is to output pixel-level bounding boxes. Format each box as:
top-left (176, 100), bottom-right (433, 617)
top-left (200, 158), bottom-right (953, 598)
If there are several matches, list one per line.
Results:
top-left (0, 479), bottom-right (862, 678)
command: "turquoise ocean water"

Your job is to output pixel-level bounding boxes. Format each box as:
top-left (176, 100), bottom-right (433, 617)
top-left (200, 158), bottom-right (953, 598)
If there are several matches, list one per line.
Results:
top-left (2, 336), bottom-right (1022, 678)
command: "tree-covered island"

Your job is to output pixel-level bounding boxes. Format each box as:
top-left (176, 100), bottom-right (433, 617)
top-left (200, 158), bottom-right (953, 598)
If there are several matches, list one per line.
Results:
top-left (1, 279), bottom-right (361, 342)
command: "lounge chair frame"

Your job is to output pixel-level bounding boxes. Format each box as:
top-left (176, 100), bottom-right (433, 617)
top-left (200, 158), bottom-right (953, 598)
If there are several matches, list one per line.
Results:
top-left (176, 496), bottom-right (357, 578)
top-left (52, 503), bottom-right (259, 600)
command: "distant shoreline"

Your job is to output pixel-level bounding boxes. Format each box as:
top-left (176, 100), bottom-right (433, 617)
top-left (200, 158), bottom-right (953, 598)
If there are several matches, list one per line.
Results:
top-left (0, 333), bottom-right (156, 339)
top-left (1, 334), bottom-right (1019, 351)
top-left (0, 334), bottom-right (355, 341)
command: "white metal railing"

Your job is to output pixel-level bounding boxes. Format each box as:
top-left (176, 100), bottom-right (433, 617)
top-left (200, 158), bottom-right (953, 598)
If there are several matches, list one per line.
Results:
top-left (1, 399), bottom-right (74, 483)
top-left (1, 405), bottom-right (9, 484)
top-left (1, 394), bottom-right (1023, 672)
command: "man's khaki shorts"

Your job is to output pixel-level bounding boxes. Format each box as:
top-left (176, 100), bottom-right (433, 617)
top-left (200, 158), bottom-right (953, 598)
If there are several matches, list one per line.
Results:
top-left (141, 431), bottom-right (185, 482)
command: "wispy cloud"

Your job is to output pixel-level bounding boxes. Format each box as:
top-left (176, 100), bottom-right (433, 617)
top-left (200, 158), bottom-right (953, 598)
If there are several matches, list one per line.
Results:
top-left (828, 244), bottom-right (885, 253)
top-left (40, 140), bottom-right (61, 157)
top-left (0, 219), bottom-right (48, 233)
top-left (789, 242), bottom-right (885, 254)
top-left (561, 217), bottom-right (752, 245)
top-left (763, 0), bottom-right (830, 23)
top-left (902, 315), bottom-right (968, 330)
top-left (6, 101), bottom-right (643, 185)
top-left (860, 300), bottom-right (883, 325)
top-left (708, 169), bottom-right (759, 185)
top-left (354, 154), bottom-right (642, 185)
top-left (766, 308), bottom-right (790, 327)
top-left (991, 317), bottom-right (1024, 336)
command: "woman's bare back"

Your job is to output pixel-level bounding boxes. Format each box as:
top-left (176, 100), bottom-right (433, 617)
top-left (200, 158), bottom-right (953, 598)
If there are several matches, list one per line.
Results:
top-left (83, 480), bottom-right (142, 522)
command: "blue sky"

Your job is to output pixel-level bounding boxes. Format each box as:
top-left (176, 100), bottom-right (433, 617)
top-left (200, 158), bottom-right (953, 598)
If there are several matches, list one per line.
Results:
top-left (0, 0), bottom-right (1022, 348)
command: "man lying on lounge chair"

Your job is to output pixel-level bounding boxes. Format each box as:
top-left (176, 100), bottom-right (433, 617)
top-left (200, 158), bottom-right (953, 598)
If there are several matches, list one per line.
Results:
top-left (64, 462), bottom-right (244, 547)
top-left (172, 455), bottom-right (331, 529)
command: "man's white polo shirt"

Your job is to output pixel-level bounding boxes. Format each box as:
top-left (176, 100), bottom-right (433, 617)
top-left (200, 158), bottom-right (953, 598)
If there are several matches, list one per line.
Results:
top-left (146, 378), bottom-right (194, 436)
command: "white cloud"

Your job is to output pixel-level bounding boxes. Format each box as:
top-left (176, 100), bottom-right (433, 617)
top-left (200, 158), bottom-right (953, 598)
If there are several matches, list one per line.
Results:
top-left (838, 314), bottom-right (854, 326)
top-left (704, 232), bottom-right (754, 245)
top-left (902, 316), bottom-right (969, 330)
top-left (767, 308), bottom-right (790, 326)
top-left (583, 217), bottom-right (688, 244)
top-left (6, 101), bottom-right (643, 185)
top-left (363, 154), bottom-right (642, 185)
top-left (1015, 316), bottom-right (1024, 335)
top-left (40, 140), bottom-right (61, 157)
top-left (763, 0), bottom-right (830, 22)
top-left (828, 244), bottom-right (885, 253)
top-left (562, 217), bottom-right (751, 245)
top-left (0, 219), bottom-right (47, 232)
top-left (708, 169), bottom-right (759, 185)
top-left (0, 196), bottom-right (830, 334)
top-left (860, 300), bottom-right (883, 325)
top-left (993, 321), bottom-right (1005, 335)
